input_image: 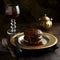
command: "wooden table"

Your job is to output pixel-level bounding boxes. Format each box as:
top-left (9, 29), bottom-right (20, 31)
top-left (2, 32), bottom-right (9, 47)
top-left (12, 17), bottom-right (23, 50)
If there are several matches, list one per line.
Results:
top-left (0, 23), bottom-right (60, 60)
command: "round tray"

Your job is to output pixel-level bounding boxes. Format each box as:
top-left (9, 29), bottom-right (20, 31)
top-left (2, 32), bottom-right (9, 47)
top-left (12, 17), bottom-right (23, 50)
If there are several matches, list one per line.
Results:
top-left (10, 32), bottom-right (58, 50)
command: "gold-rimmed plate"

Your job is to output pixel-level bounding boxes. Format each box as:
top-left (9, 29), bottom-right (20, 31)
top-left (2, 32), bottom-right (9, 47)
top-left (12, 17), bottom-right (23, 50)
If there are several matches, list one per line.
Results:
top-left (10, 32), bottom-right (58, 50)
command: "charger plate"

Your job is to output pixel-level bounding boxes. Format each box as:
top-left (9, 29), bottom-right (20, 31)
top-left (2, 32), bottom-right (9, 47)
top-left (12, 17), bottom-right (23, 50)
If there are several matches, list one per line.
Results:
top-left (10, 32), bottom-right (58, 50)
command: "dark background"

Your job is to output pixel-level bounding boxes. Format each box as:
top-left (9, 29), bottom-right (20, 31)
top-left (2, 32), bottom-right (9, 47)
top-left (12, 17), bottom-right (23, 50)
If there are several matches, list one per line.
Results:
top-left (0, 0), bottom-right (60, 23)
top-left (0, 0), bottom-right (60, 35)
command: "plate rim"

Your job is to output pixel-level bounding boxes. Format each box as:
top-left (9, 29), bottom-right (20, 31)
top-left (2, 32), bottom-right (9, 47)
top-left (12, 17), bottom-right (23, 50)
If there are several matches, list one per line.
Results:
top-left (10, 32), bottom-right (58, 50)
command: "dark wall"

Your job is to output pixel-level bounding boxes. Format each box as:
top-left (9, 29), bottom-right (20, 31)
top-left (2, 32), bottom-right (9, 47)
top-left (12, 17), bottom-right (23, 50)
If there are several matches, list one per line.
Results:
top-left (0, 0), bottom-right (5, 14)
top-left (0, 0), bottom-right (60, 23)
top-left (19, 0), bottom-right (60, 22)
top-left (0, 0), bottom-right (60, 38)
top-left (37, 0), bottom-right (60, 22)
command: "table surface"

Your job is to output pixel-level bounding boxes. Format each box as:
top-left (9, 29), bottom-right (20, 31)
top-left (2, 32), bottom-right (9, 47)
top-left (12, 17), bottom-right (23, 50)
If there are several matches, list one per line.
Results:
top-left (0, 23), bottom-right (60, 60)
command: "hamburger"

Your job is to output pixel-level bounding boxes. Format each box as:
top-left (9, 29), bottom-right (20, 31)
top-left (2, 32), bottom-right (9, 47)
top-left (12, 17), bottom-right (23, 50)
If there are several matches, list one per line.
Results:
top-left (24, 28), bottom-right (43, 45)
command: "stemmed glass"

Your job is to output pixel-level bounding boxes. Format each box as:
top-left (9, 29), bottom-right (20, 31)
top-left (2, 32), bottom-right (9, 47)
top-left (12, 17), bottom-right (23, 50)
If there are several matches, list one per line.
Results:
top-left (5, 4), bottom-right (20, 35)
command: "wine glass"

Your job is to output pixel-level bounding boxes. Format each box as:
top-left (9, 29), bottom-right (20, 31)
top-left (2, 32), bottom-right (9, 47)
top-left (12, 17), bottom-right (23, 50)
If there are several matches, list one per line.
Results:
top-left (5, 4), bottom-right (20, 35)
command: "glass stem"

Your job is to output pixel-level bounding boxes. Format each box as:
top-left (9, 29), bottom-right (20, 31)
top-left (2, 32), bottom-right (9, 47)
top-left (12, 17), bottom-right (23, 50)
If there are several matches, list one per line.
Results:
top-left (11, 19), bottom-right (16, 33)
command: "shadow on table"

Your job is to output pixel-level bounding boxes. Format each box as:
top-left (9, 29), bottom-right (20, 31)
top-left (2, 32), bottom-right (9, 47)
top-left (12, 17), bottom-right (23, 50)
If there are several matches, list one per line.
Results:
top-left (11, 44), bottom-right (58, 57)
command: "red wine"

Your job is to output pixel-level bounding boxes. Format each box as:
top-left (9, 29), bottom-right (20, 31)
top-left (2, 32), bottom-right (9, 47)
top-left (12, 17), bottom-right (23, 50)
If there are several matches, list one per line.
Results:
top-left (5, 5), bottom-right (20, 18)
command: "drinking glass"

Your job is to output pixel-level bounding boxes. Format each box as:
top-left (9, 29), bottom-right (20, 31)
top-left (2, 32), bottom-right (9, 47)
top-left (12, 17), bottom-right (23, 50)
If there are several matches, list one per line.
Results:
top-left (5, 4), bottom-right (20, 35)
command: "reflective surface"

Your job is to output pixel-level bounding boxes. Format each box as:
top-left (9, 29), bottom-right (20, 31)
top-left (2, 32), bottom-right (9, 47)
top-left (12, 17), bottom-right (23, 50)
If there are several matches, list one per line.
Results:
top-left (10, 32), bottom-right (58, 50)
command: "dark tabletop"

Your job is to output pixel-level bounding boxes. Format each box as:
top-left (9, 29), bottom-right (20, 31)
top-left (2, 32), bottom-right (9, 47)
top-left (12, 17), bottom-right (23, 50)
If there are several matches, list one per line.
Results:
top-left (0, 23), bottom-right (60, 60)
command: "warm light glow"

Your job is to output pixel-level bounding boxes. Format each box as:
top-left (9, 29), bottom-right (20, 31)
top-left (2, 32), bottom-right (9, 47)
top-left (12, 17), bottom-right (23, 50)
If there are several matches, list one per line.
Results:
top-left (16, 5), bottom-right (20, 14)
top-left (46, 21), bottom-right (52, 27)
